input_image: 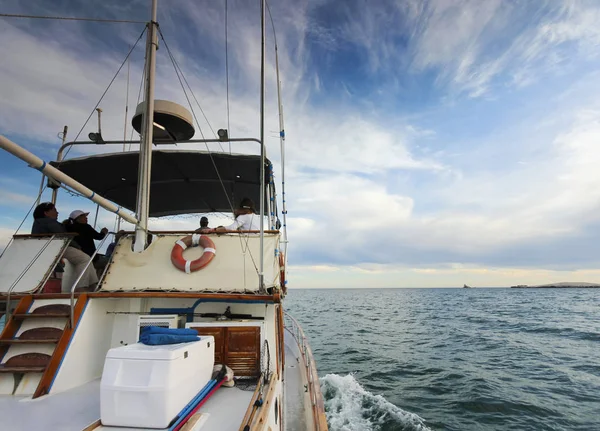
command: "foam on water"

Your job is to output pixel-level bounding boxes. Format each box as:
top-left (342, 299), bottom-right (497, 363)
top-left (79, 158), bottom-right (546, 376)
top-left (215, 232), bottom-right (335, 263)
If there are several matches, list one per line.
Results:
top-left (321, 373), bottom-right (431, 431)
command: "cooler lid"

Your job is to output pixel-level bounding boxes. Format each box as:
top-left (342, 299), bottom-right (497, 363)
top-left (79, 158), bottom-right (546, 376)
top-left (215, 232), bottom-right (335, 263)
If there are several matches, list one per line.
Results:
top-left (106, 340), bottom-right (202, 361)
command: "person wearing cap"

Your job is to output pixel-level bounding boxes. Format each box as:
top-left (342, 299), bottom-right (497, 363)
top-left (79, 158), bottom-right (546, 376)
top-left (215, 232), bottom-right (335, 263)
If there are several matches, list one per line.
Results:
top-left (212, 198), bottom-right (260, 232)
top-left (32, 202), bottom-right (98, 291)
top-left (64, 210), bottom-right (109, 257)
top-left (195, 216), bottom-right (209, 232)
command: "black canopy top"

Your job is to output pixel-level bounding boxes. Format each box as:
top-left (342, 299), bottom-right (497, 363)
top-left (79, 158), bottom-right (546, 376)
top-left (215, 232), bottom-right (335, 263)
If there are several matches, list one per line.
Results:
top-left (51, 150), bottom-right (273, 217)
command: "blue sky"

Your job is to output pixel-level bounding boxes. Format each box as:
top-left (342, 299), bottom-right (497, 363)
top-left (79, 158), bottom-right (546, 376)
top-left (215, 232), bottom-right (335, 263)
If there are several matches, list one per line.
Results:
top-left (2, 0), bottom-right (600, 287)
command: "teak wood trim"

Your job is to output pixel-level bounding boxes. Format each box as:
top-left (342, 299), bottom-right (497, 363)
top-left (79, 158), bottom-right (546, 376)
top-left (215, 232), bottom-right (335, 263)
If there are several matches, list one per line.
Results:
top-left (32, 293), bottom-right (89, 399)
top-left (81, 419), bottom-right (101, 431)
top-left (0, 295), bottom-right (33, 361)
top-left (251, 372), bottom-right (279, 430)
top-left (88, 292), bottom-right (280, 302)
top-left (7, 292), bottom-right (281, 303)
top-left (277, 305), bottom-right (285, 375)
top-left (180, 413), bottom-right (205, 431)
top-left (12, 233), bottom-right (77, 239)
top-left (306, 342), bottom-right (328, 431)
top-left (4, 293), bottom-right (84, 300)
top-left (238, 374), bottom-right (265, 431)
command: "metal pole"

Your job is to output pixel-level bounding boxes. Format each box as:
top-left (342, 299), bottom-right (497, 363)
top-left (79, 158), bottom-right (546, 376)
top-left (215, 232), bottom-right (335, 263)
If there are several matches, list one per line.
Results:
top-left (96, 108), bottom-right (103, 136)
top-left (51, 125), bottom-right (68, 204)
top-left (124, 47), bottom-right (130, 152)
top-left (259, 0), bottom-right (266, 290)
top-left (274, 33), bottom-right (288, 268)
top-left (0, 135), bottom-right (139, 225)
top-left (36, 172), bottom-right (46, 206)
top-left (93, 203), bottom-right (100, 229)
top-left (134, 0), bottom-right (158, 253)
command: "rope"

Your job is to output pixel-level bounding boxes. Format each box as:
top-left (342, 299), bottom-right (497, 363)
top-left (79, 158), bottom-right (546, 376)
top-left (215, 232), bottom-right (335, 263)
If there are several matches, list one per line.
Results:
top-left (0, 186), bottom-right (48, 260)
top-left (128, 55), bottom-right (146, 151)
top-left (157, 29), bottom-right (222, 146)
top-left (158, 29), bottom-right (233, 209)
top-left (60, 26), bottom-right (147, 163)
top-left (0, 13), bottom-right (145, 24)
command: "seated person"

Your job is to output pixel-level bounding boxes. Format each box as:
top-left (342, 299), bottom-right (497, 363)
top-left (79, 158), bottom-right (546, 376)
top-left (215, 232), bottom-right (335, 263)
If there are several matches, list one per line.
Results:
top-left (206, 198), bottom-right (260, 232)
top-left (106, 230), bottom-right (125, 258)
top-left (32, 202), bottom-right (98, 292)
top-left (194, 216), bottom-right (209, 232)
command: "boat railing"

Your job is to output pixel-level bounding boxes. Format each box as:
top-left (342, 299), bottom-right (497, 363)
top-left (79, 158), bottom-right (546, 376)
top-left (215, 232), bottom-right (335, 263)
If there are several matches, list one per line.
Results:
top-left (283, 312), bottom-right (328, 431)
top-left (69, 233), bottom-right (113, 327)
top-left (4, 234), bottom-right (58, 322)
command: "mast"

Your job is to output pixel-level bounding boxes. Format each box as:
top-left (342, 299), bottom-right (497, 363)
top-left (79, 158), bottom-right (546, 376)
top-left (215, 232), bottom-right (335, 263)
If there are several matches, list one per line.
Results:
top-left (134, 0), bottom-right (158, 252)
top-left (273, 21), bottom-right (288, 266)
top-left (259, 0), bottom-right (266, 289)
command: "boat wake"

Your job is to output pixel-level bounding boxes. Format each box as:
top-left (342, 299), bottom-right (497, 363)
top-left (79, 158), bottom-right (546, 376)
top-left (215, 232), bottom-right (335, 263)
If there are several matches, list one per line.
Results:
top-left (321, 374), bottom-right (431, 431)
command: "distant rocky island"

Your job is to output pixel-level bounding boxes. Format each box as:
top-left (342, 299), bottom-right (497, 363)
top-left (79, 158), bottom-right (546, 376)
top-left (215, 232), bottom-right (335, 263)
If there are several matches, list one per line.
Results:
top-left (511, 282), bottom-right (600, 288)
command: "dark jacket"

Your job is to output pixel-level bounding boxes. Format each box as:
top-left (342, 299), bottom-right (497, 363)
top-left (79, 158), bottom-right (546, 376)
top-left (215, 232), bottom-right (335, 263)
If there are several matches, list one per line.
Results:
top-left (68, 223), bottom-right (106, 257)
top-left (31, 217), bottom-right (81, 250)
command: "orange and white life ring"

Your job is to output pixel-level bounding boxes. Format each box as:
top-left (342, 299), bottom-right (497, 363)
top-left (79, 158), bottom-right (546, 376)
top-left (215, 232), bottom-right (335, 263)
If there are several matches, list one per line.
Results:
top-left (171, 234), bottom-right (216, 273)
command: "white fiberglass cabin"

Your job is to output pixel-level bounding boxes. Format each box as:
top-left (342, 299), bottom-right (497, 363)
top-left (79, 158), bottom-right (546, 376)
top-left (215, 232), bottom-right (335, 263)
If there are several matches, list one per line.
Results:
top-left (0, 10), bottom-right (327, 430)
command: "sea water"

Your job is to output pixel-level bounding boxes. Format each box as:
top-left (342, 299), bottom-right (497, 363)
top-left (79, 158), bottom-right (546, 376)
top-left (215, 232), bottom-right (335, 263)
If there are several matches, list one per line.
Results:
top-left (285, 288), bottom-right (600, 431)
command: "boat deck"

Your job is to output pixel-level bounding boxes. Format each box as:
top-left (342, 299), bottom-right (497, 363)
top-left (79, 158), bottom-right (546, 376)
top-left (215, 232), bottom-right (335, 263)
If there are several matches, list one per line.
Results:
top-left (284, 331), bottom-right (313, 431)
top-left (0, 379), bottom-right (100, 431)
top-left (0, 378), bottom-right (261, 431)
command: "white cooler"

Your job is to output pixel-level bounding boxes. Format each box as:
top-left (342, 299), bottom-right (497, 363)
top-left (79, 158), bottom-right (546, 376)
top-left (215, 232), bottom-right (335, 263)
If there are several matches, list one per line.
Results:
top-left (100, 337), bottom-right (215, 429)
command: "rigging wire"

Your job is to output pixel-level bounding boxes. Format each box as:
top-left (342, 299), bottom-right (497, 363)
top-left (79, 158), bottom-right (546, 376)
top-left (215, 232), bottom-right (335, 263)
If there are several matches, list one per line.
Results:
top-left (59, 26), bottom-right (147, 164)
top-left (0, 186), bottom-right (48, 260)
top-left (0, 13), bottom-right (145, 24)
top-left (158, 30), bottom-right (233, 211)
top-left (157, 29), bottom-right (223, 146)
top-left (128, 56), bottom-right (147, 151)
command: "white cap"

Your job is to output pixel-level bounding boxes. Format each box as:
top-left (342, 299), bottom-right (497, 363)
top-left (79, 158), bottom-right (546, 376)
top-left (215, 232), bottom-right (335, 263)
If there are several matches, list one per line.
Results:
top-left (69, 210), bottom-right (89, 220)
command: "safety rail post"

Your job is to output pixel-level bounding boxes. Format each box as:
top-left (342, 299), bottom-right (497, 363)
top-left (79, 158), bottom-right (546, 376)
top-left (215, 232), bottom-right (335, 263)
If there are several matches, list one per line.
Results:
top-left (69, 233), bottom-right (113, 328)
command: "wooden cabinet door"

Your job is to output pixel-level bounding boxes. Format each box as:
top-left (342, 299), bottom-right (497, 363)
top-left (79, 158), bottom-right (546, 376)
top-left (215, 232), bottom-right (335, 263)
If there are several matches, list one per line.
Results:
top-left (190, 325), bottom-right (260, 377)
top-left (226, 326), bottom-right (260, 377)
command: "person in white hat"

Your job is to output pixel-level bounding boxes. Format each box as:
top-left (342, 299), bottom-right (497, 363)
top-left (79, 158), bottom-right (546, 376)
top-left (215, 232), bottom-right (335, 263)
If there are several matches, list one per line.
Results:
top-left (64, 210), bottom-right (109, 257)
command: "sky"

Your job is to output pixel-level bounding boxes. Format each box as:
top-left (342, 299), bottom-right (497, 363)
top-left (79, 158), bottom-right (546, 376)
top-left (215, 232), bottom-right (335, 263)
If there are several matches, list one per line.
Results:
top-left (2, 0), bottom-right (600, 288)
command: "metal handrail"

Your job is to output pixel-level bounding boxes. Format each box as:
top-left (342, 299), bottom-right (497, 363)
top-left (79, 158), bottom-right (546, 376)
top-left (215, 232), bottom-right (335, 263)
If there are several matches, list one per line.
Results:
top-left (283, 311), bottom-right (328, 431)
top-left (5, 234), bottom-right (57, 322)
top-left (69, 233), bottom-right (113, 327)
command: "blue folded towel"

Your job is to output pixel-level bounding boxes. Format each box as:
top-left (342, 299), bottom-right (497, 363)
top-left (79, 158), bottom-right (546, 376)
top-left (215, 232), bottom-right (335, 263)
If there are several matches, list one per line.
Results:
top-left (139, 326), bottom-right (200, 345)
top-left (142, 326), bottom-right (198, 335)
top-left (140, 333), bottom-right (200, 345)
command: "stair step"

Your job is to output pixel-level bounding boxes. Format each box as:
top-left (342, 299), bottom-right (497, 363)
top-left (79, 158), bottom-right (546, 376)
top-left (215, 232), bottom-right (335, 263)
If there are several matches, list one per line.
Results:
top-left (0, 339), bottom-right (59, 345)
top-left (12, 313), bottom-right (69, 319)
top-left (0, 366), bottom-right (46, 373)
top-left (19, 327), bottom-right (64, 340)
top-left (31, 304), bottom-right (71, 315)
top-left (4, 353), bottom-right (51, 368)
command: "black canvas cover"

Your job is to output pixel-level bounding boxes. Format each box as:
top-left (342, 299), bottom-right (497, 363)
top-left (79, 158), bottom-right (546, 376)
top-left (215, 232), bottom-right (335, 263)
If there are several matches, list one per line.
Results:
top-left (51, 150), bottom-right (272, 217)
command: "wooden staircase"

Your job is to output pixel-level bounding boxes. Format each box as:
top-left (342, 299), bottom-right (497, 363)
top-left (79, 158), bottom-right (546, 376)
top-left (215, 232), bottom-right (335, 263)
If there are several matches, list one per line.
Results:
top-left (0, 294), bottom-right (88, 398)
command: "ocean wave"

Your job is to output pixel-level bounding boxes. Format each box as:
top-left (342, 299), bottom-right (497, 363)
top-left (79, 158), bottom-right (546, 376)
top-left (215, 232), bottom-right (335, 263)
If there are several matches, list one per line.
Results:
top-left (321, 373), bottom-right (432, 431)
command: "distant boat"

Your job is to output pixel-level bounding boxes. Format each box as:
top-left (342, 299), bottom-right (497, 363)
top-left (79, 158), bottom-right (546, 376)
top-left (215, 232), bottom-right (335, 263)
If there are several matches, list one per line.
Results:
top-left (463, 284), bottom-right (472, 288)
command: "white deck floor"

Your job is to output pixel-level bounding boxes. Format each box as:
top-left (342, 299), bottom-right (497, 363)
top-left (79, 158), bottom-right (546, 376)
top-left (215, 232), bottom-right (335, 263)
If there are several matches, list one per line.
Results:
top-left (0, 379), bottom-right (100, 431)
